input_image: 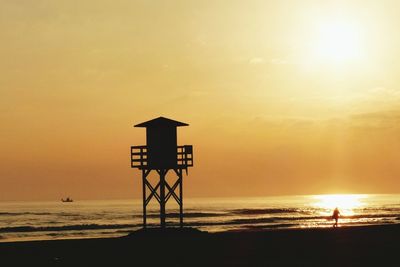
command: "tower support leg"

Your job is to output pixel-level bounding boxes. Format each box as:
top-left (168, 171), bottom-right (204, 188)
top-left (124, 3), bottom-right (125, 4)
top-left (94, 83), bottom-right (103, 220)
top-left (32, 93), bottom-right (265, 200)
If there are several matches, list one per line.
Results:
top-left (159, 169), bottom-right (166, 228)
top-left (178, 169), bottom-right (183, 228)
top-left (142, 173), bottom-right (146, 228)
top-left (142, 169), bottom-right (151, 229)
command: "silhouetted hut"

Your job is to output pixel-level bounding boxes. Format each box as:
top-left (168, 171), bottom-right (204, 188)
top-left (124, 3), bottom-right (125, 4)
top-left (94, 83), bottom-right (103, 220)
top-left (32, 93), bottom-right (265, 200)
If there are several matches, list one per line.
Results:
top-left (131, 117), bottom-right (193, 228)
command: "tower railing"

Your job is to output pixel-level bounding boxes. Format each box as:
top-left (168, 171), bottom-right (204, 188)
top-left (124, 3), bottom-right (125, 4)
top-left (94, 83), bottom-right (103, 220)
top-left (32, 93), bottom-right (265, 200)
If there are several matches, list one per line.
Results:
top-left (131, 145), bottom-right (193, 169)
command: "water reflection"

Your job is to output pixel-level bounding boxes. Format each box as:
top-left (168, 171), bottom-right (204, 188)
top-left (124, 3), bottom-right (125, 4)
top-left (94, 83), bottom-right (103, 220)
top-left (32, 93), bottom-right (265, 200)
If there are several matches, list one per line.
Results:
top-left (311, 194), bottom-right (368, 216)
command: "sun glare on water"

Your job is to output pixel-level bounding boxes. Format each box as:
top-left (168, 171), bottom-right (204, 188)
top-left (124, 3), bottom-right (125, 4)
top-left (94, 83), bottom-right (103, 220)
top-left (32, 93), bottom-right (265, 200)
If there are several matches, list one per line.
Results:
top-left (312, 194), bottom-right (367, 215)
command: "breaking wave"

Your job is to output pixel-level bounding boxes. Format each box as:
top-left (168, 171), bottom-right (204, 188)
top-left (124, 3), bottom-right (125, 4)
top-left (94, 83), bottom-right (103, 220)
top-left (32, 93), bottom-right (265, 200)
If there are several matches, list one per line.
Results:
top-left (231, 208), bottom-right (301, 215)
top-left (0, 224), bottom-right (136, 233)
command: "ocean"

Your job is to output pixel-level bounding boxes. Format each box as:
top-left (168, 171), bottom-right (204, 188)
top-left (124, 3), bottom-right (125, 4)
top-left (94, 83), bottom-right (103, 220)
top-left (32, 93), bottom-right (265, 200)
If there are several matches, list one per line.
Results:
top-left (0, 194), bottom-right (399, 242)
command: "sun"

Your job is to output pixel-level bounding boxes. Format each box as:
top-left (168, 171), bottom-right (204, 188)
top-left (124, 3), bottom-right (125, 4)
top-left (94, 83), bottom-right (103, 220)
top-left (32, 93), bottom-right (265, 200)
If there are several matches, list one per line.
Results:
top-left (311, 19), bottom-right (365, 64)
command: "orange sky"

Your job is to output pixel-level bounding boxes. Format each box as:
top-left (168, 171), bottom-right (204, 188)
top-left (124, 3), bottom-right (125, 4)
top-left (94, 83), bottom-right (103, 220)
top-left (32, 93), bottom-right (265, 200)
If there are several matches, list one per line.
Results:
top-left (1, 0), bottom-right (400, 201)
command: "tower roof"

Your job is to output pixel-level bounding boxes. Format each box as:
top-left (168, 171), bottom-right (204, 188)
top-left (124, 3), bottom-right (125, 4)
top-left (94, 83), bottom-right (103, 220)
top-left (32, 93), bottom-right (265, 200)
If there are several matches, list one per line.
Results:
top-left (134, 117), bottom-right (189, 128)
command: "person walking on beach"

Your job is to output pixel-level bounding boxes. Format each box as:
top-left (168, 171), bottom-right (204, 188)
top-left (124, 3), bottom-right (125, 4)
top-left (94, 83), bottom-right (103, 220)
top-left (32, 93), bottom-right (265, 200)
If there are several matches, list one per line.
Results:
top-left (332, 207), bottom-right (340, 228)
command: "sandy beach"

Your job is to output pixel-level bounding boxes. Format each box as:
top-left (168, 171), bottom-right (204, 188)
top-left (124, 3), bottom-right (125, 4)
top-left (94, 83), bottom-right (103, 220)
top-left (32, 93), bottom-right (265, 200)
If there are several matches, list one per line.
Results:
top-left (0, 224), bottom-right (399, 266)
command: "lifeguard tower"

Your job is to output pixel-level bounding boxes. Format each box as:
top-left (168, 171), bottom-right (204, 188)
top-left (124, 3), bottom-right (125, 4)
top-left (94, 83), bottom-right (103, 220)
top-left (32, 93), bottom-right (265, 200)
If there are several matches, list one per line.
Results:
top-left (131, 117), bottom-right (193, 228)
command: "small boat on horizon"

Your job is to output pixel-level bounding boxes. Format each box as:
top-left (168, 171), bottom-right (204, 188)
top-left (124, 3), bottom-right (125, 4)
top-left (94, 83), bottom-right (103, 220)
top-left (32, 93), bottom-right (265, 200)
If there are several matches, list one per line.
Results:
top-left (61, 197), bottom-right (73, 203)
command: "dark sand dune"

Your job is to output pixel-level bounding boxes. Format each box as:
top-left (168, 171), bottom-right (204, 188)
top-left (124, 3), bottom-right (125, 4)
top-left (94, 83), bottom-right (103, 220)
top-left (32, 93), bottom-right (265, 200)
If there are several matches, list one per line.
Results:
top-left (0, 224), bottom-right (399, 266)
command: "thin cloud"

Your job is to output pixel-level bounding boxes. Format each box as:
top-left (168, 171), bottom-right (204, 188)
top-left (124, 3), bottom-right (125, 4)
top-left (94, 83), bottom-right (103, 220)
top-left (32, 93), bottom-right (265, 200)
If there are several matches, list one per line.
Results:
top-left (249, 57), bottom-right (265, 65)
top-left (270, 58), bottom-right (289, 65)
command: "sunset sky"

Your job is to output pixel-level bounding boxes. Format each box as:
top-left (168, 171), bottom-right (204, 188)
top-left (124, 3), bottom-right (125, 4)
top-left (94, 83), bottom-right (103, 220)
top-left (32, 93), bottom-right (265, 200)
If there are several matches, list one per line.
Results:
top-left (1, 0), bottom-right (400, 201)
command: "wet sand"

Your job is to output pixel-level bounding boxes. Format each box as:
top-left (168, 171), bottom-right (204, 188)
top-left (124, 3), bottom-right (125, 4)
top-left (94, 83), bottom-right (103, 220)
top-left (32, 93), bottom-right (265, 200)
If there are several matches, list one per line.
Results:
top-left (0, 224), bottom-right (399, 266)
